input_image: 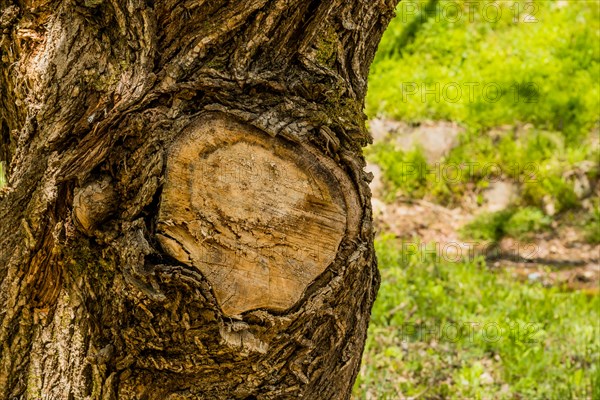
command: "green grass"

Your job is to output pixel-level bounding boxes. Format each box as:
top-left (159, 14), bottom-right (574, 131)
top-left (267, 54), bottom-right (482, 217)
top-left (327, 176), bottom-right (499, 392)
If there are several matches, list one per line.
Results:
top-left (460, 207), bottom-right (551, 242)
top-left (353, 235), bottom-right (600, 399)
top-left (366, 132), bottom-right (598, 215)
top-left (368, 0), bottom-right (599, 138)
top-left (358, 2), bottom-right (600, 397)
top-left (364, 0), bottom-right (600, 239)
top-left (366, 143), bottom-right (432, 202)
top-left (0, 162), bottom-right (5, 188)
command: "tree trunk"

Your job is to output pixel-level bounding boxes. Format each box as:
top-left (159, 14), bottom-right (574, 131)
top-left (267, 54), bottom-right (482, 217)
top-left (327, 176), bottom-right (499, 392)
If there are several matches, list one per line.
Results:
top-left (0, 1), bottom-right (398, 398)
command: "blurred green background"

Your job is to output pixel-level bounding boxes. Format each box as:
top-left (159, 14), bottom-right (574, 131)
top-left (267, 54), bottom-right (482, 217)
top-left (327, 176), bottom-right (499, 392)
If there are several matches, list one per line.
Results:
top-left (354, 1), bottom-right (600, 399)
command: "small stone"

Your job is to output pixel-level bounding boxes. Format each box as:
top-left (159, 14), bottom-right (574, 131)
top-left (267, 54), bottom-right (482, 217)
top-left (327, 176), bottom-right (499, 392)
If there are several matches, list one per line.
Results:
top-left (528, 272), bottom-right (542, 281)
top-left (480, 372), bottom-right (494, 385)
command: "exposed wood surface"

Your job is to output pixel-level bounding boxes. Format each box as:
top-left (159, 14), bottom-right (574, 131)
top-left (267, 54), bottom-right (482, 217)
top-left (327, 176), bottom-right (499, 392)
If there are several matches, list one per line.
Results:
top-left (158, 115), bottom-right (357, 315)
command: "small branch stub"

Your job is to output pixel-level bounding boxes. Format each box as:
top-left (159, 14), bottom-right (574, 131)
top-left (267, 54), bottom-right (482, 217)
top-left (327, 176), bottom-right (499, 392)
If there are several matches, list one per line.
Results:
top-left (157, 114), bottom-right (356, 316)
top-left (72, 176), bottom-right (117, 234)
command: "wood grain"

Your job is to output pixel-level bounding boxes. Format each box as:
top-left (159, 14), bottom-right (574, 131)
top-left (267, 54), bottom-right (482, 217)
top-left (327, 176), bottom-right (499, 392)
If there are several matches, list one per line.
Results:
top-left (158, 115), bottom-right (350, 315)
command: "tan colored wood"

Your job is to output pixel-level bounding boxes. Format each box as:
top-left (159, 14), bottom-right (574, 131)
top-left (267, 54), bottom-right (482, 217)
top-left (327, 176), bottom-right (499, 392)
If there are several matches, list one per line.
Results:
top-left (72, 176), bottom-right (117, 234)
top-left (157, 115), bottom-right (352, 315)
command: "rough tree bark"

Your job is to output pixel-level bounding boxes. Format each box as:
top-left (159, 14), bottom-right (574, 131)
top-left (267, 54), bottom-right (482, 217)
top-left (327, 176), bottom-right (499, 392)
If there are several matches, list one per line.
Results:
top-left (0, 0), bottom-right (398, 398)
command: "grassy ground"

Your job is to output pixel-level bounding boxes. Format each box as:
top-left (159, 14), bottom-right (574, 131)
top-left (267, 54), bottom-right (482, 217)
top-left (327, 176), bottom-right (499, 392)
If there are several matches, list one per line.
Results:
top-left (354, 236), bottom-right (599, 399)
top-left (366, 0), bottom-right (599, 215)
top-left (355, 0), bottom-right (600, 398)
top-left (368, 0), bottom-right (599, 135)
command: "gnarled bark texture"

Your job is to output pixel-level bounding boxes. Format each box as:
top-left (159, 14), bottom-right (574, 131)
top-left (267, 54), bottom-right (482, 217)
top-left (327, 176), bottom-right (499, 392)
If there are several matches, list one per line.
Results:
top-left (0, 0), bottom-right (398, 398)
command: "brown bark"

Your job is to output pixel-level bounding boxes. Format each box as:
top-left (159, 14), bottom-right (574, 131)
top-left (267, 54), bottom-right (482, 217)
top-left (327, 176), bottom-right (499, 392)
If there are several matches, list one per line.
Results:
top-left (0, 0), bottom-right (398, 398)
